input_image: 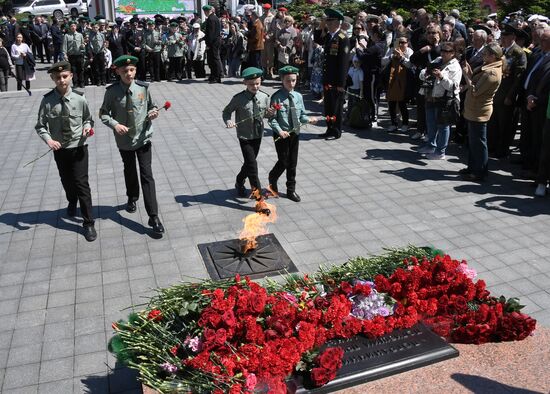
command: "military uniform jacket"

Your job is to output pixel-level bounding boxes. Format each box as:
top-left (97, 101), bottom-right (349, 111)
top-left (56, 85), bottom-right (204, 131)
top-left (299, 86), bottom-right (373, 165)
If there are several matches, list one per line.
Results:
top-left (323, 29), bottom-right (350, 88)
top-left (88, 31), bottom-right (105, 55)
top-left (222, 90), bottom-right (270, 140)
top-left (35, 88), bottom-right (93, 149)
top-left (269, 89), bottom-right (309, 137)
top-left (143, 29), bottom-right (162, 52)
top-left (62, 31), bottom-right (84, 56)
top-left (165, 32), bottom-right (185, 57)
top-left (495, 42), bottom-right (527, 103)
top-left (99, 80), bottom-right (157, 151)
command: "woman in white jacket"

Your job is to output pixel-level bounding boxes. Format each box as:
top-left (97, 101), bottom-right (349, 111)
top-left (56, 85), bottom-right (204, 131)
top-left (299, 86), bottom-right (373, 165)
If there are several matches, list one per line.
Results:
top-left (417, 41), bottom-right (462, 160)
top-left (187, 23), bottom-right (206, 79)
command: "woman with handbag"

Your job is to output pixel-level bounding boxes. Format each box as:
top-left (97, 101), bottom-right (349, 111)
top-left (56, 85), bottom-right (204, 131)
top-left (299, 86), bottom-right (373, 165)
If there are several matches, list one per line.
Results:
top-left (460, 42), bottom-right (503, 181)
top-left (417, 41), bottom-right (462, 160)
top-left (381, 36), bottom-right (414, 132)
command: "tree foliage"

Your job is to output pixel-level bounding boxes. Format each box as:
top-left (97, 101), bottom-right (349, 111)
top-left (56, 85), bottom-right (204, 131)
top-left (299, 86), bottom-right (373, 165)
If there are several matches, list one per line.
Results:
top-left (286, 0), bottom-right (492, 23)
top-left (496, 0), bottom-right (550, 19)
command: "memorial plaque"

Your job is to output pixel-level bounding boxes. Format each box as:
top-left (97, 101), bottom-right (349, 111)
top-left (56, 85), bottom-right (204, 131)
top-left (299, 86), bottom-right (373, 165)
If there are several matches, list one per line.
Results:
top-left (292, 323), bottom-right (459, 393)
top-left (198, 234), bottom-right (298, 280)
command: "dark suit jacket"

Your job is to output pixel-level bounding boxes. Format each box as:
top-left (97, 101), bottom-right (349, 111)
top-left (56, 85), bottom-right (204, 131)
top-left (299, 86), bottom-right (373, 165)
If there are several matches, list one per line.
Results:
top-left (322, 29), bottom-right (350, 87)
top-left (125, 28), bottom-right (143, 55)
top-left (205, 13), bottom-right (221, 48)
top-left (108, 32), bottom-right (127, 60)
top-left (494, 42), bottom-right (526, 104)
top-left (526, 52), bottom-right (550, 105)
top-left (466, 46), bottom-right (484, 70)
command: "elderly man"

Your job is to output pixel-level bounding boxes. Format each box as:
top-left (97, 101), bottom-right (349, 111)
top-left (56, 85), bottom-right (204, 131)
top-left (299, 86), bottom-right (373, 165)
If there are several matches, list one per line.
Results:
top-left (320, 8), bottom-right (350, 140)
top-left (488, 24), bottom-right (527, 159)
top-left (203, 4), bottom-right (223, 83)
top-left (466, 29), bottom-right (488, 70)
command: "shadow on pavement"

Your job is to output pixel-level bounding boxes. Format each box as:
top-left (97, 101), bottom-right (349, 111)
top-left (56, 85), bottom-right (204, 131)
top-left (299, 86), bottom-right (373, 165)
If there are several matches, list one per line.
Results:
top-left (474, 196), bottom-right (550, 217)
top-left (175, 189), bottom-right (255, 213)
top-left (80, 364), bottom-right (141, 394)
top-left (451, 373), bottom-right (541, 394)
top-left (0, 204), bottom-right (157, 237)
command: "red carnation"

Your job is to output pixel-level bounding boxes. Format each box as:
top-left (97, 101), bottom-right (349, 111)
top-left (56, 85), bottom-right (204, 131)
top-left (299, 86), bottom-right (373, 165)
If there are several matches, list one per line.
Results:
top-left (147, 309), bottom-right (162, 321)
top-left (163, 101), bottom-right (171, 110)
top-left (88, 128), bottom-right (94, 137)
top-left (311, 367), bottom-right (331, 387)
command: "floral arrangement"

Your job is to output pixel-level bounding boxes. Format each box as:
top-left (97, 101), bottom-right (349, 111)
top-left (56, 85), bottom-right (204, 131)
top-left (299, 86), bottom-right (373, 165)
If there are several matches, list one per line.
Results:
top-left (109, 246), bottom-right (536, 394)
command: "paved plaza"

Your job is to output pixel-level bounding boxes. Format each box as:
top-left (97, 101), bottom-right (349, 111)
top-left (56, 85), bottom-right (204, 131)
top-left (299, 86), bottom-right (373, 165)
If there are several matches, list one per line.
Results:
top-left (1, 68), bottom-right (550, 393)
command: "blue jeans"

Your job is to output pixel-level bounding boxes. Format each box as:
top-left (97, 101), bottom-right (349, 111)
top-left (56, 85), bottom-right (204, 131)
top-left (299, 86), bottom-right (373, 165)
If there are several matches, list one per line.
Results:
top-left (467, 120), bottom-right (488, 178)
top-left (425, 103), bottom-right (451, 155)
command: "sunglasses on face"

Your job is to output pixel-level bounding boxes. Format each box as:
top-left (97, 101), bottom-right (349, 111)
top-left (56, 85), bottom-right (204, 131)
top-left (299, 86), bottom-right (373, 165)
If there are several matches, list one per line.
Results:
top-left (399, 41), bottom-right (408, 44)
top-left (441, 49), bottom-right (454, 53)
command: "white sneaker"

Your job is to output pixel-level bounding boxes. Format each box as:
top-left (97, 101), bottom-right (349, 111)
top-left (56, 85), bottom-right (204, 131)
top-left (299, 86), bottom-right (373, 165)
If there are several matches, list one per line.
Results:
top-left (535, 184), bottom-right (547, 197)
top-left (401, 125), bottom-right (409, 132)
top-left (418, 146), bottom-right (435, 154)
top-left (426, 152), bottom-right (446, 160)
top-left (388, 125), bottom-right (398, 132)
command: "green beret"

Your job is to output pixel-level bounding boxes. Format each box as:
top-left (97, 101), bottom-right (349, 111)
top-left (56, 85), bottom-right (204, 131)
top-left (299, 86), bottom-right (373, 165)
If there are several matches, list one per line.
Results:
top-left (113, 55), bottom-right (139, 67)
top-left (170, 21), bottom-right (178, 27)
top-left (202, 4), bottom-right (213, 11)
top-left (48, 61), bottom-right (71, 73)
top-left (278, 65), bottom-right (300, 75)
top-left (241, 67), bottom-right (263, 80)
top-left (324, 8), bottom-right (344, 21)
top-left (146, 20), bottom-right (155, 25)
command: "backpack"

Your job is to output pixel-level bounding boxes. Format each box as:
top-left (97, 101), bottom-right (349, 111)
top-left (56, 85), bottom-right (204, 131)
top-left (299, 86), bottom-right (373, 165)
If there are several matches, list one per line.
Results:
top-left (348, 99), bottom-right (371, 129)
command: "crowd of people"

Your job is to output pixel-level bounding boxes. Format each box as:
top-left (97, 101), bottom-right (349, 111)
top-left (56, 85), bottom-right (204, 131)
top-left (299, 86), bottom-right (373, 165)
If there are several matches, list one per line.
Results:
top-left (2, 5), bottom-right (550, 197)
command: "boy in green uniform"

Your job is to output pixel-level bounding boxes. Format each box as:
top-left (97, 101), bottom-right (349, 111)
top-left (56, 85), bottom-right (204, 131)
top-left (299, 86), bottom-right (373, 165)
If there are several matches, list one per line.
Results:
top-left (35, 61), bottom-right (96, 241)
top-left (222, 67), bottom-right (274, 198)
top-left (99, 55), bottom-right (164, 236)
top-left (267, 65), bottom-right (318, 202)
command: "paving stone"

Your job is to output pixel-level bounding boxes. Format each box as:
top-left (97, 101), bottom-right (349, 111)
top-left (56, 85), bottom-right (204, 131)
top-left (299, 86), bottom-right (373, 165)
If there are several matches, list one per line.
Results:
top-left (7, 343), bottom-right (42, 367)
top-left (74, 352), bottom-right (108, 376)
top-left (3, 363), bottom-right (40, 389)
top-left (39, 357), bottom-right (74, 383)
top-left (37, 378), bottom-right (73, 394)
top-left (74, 332), bottom-right (106, 355)
top-left (41, 338), bottom-right (74, 361)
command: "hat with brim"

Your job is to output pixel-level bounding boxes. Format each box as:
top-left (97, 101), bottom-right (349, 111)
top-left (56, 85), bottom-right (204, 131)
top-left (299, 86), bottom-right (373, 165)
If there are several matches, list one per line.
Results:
top-left (277, 7), bottom-right (287, 12)
top-left (278, 65), bottom-right (299, 75)
top-left (202, 5), bottom-right (213, 11)
top-left (473, 24), bottom-right (492, 35)
top-left (262, 3), bottom-right (271, 9)
top-left (48, 61), bottom-right (71, 73)
top-left (170, 21), bottom-right (178, 27)
top-left (501, 23), bottom-right (519, 36)
top-left (366, 14), bottom-right (379, 22)
top-left (146, 20), bottom-right (154, 25)
top-left (516, 28), bottom-right (530, 42)
top-left (242, 67), bottom-right (263, 80)
top-left (324, 8), bottom-right (344, 21)
top-left (192, 23), bottom-right (200, 28)
top-left (113, 55), bottom-right (139, 67)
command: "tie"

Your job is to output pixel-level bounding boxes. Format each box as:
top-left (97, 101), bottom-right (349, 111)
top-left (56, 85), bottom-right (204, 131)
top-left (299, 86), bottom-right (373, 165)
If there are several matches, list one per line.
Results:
top-left (60, 97), bottom-right (71, 141)
top-left (288, 93), bottom-right (299, 131)
top-left (126, 90), bottom-right (135, 134)
top-left (252, 95), bottom-right (261, 132)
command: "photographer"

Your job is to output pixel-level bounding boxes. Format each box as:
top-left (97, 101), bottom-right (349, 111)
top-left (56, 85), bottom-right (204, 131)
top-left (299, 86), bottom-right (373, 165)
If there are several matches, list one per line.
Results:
top-left (417, 41), bottom-right (462, 160)
top-left (410, 23), bottom-right (442, 140)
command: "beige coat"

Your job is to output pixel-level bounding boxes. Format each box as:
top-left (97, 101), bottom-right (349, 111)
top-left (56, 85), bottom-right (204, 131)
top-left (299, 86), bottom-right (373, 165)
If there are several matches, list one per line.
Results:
top-left (463, 60), bottom-right (503, 122)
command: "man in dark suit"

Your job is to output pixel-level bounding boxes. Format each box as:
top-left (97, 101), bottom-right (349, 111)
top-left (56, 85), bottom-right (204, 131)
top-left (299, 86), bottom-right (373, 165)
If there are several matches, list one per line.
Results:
top-left (108, 24), bottom-right (126, 61)
top-left (321, 8), bottom-right (350, 140)
top-left (521, 28), bottom-right (550, 174)
top-left (203, 4), bottom-right (223, 83)
top-left (125, 19), bottom-right (146, 80)
top-left (465, 28), bottom-right (488, 70)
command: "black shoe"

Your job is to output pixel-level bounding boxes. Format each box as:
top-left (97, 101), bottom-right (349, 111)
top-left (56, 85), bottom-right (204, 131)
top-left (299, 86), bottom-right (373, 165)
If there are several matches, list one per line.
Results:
top-left (458, 168), bottom-right (471, 175)
top-left (325, 133), bottom-right (341, 140)
top-left (148, 216), bottom-right (165, 234)
top-left (461, 173), bottom-right (485, 182)
top-left (318, 132), bottom-right (328, 138)
top-left (287, 191), bottom-right (301, 202)
top-left (83, 225), bottom-right (97, 242)
top-left (67, 202), bottom-right (77, 217)
top-left (126, 200), bottom-right (137, 213)
top-left (235, 182), bottom-right (247, 197)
